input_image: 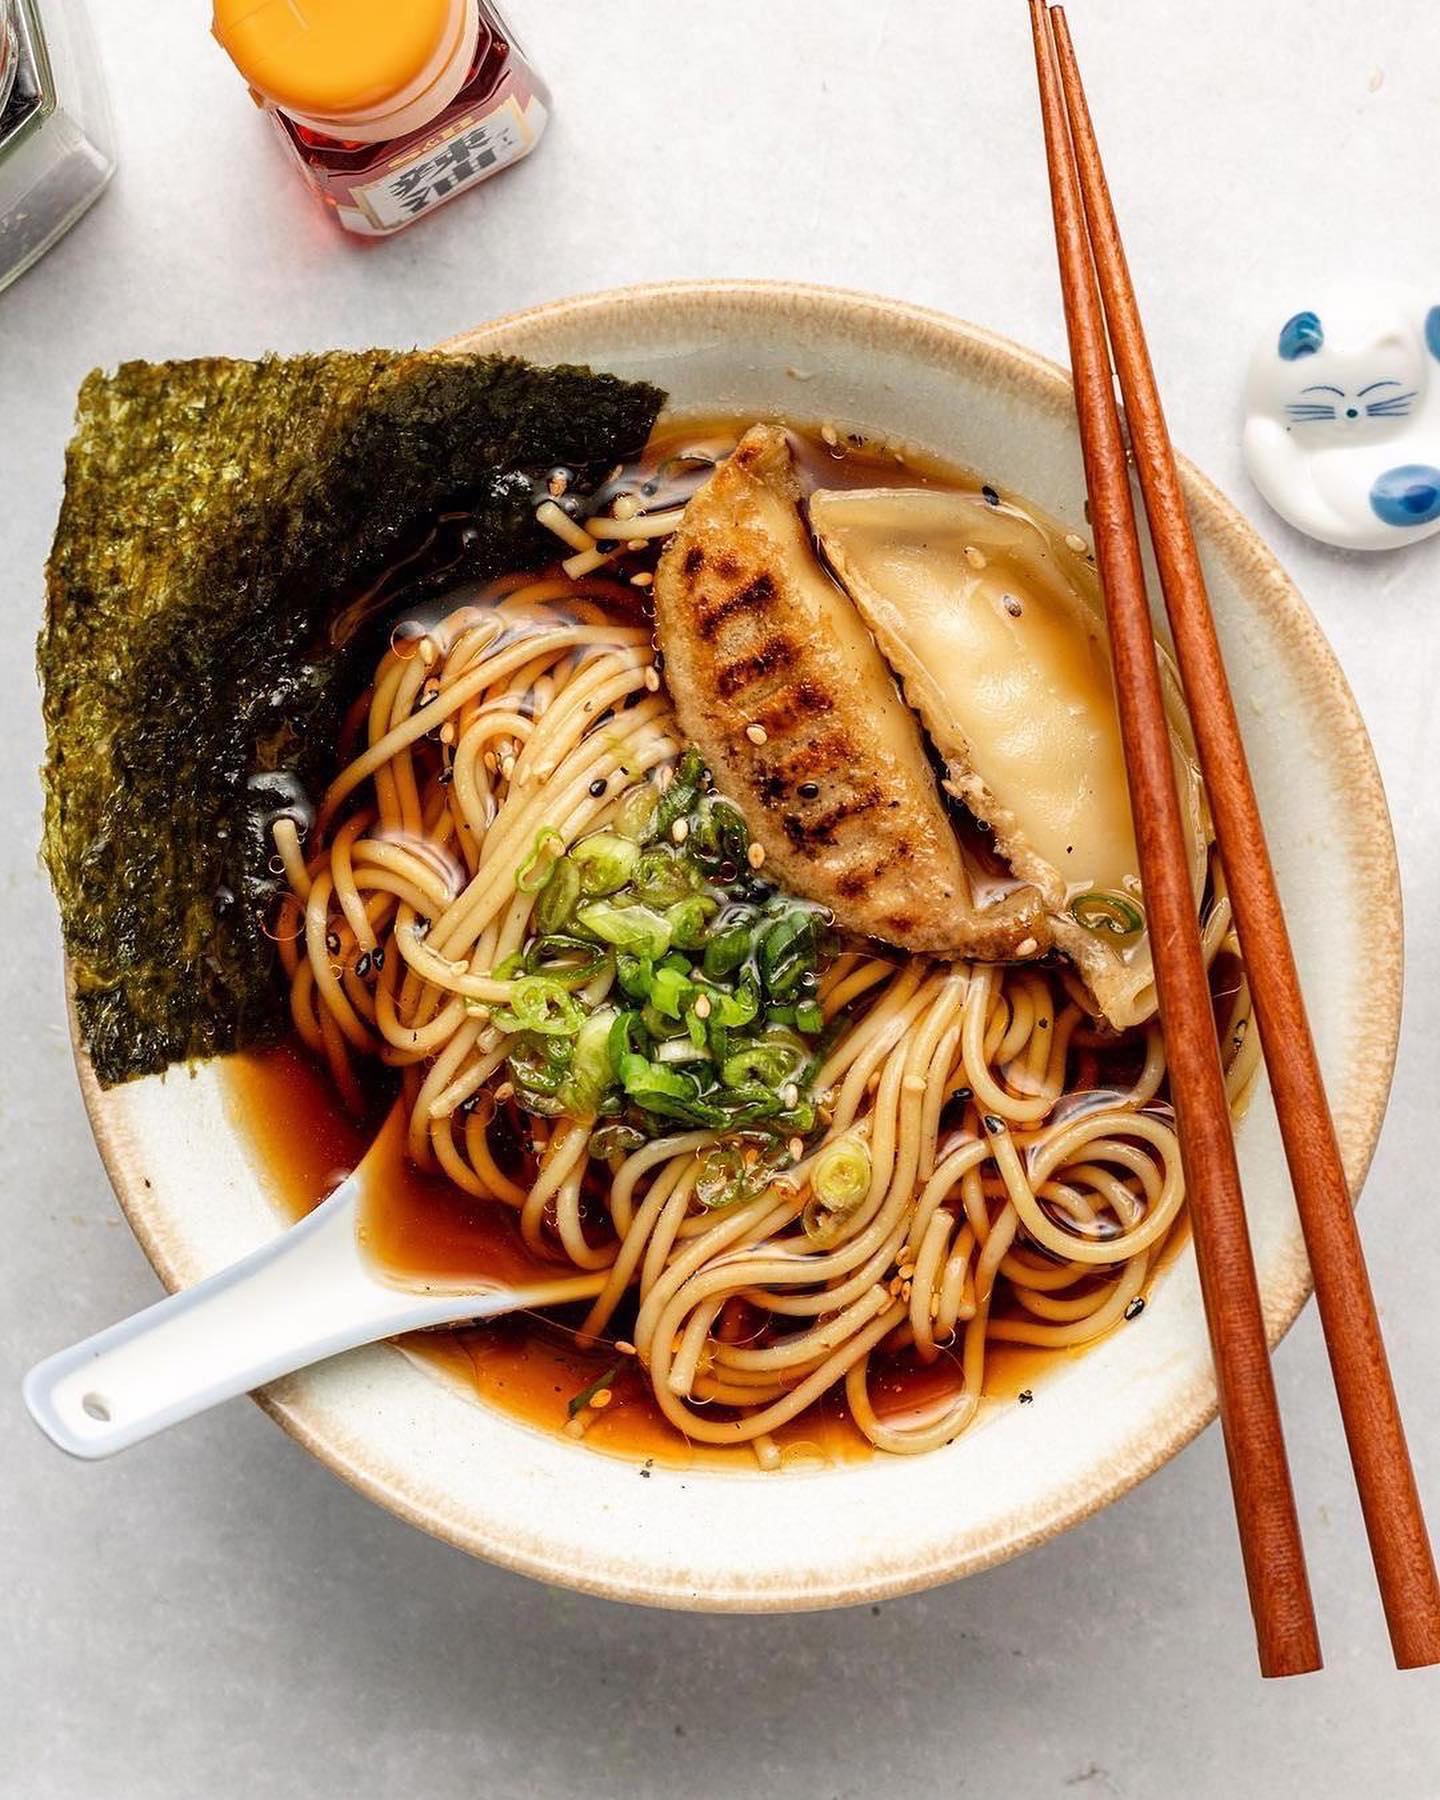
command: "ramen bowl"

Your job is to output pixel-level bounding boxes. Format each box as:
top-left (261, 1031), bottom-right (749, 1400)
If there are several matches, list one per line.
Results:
top-left (72, 281), bottom-right (1401, 1610)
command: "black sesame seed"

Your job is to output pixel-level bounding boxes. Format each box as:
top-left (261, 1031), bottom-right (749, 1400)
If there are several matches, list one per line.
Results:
top-left (589, 777), bottom-right (608, 797)
top-left (952, 1086), bottom-right (973, 1104)
top-left (982, 484), bottom-right (1000, 506)
top-left (325, 930), bottom-right (340, 955)
top-left (798, 781), bottom-right (820, 800)
top-left (1124, 1296), bottom-right (1146, 1321)
top-left (983, 1113), bottom-right (1005, 1134)
top-left (372, 947), bottom-right (386, 972)
top-left (355, 952), bottom-right (371, 977)
top-left (1018, 1388), bottom-right (1034, 1405)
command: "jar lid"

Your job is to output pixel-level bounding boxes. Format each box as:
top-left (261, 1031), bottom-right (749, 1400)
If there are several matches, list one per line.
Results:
top-left (212, 0), bottom-right (459, 120)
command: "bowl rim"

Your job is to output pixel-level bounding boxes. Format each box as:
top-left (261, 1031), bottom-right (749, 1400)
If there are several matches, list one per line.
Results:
top-left (68, 278), bottom-right (1403, 1610)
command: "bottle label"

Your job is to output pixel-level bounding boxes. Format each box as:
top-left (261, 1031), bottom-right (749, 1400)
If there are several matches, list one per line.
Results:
top-left (344, 89), bottom-right (543, 234)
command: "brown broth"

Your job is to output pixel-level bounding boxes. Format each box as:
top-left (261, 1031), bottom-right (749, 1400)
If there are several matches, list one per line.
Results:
top-left (222, 417), bottom-right (1176, 1472)
top-left (224, 1038), bottom-right (1107, 1470)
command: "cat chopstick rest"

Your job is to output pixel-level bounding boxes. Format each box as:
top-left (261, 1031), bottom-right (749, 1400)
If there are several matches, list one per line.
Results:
top-left (1244, 283), bottom-right (1440, 551)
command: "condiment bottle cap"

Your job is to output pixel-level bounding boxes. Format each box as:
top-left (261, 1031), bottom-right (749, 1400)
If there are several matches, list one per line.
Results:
top-left (212, 0), bottom-right (473, 134)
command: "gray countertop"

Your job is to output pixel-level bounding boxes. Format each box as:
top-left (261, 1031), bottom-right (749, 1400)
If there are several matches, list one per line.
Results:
top-left (3, 2), bottom-right (1439, 1793)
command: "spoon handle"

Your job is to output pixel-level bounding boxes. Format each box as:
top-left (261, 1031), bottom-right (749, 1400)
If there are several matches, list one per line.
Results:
top-left (22, 1183), bottom-right (505, 1459)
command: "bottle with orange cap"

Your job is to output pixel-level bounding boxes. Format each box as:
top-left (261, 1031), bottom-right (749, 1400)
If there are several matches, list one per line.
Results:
top-left (212, 0), bottom-right (548, 237)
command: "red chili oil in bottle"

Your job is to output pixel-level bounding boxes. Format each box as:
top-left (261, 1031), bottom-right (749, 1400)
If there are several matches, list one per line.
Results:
top-left (212, 0), bottom-right (549, 238)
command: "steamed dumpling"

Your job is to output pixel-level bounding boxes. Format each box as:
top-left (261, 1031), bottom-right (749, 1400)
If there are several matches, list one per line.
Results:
top-left (652, 429), bottom-right (1052, 960)
top-left (810, 485), bottom-right (1208, 1029)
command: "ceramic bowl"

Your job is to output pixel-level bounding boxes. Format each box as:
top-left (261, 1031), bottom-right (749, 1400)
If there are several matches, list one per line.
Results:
top-left (73, 281), bottom-right (1401, 1610)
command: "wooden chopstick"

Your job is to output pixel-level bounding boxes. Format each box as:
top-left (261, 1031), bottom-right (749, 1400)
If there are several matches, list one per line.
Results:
top-left (1045, 4), bottom-right (1440, 1671)
top-left (1026, 0), bottom-right (1321, 1678)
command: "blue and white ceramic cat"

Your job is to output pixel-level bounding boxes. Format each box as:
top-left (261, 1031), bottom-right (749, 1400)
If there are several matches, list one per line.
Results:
top-left (1243, 283), bottom-right (1440, 551)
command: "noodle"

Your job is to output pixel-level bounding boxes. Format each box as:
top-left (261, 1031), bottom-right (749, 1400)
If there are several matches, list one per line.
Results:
top-left (276, 573), bottom-right (1253, 1466)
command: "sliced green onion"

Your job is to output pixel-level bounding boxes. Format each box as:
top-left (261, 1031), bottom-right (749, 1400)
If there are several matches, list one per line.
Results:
top-left (651, 747), bottom-right (705, 841)
top-left (523, 934), bottom-right (611, 991)
top-left (576, 900), bottom-right (672, 959)
top-left (561, 1009), bottom-right (618, 1120)
top-left (758, 905), bottom-right (820, 1000)
top-left (613, 781), bottom-right (659, 841)
top-left (665, 894), bottom-right (716, 950)
top-left (571, 832), bottom-right (641, 897)
top-left (812, 1137), bottom-right (871, 1213)
top-left (687, 796), bottom-right (750, 873)
top-left (647, 963), bottom-right (692, 1020)
top-left (493, 975), bottom-right (586, 1037)
top-left (794, 999), bottom-right (825, 1035)
top-left (631, 845), bottom-right (699, 906)
top-left (533, 854), bottom-right (581, 933)
top-left (1071, 889), bottom-right (1145, 943)
top-left (590, 1121), bottom-right (647, 1160)
top-left (702, 907), bottom-right (756, 980)
top-left (694, 1138), bottom-right (774, 1210)
top-left (516, 826), bottom-right (565, 894)
top-left (721, 1034), bottom-right (807, 1090)
top-left (567, 1363), bottom-right (621, 1418)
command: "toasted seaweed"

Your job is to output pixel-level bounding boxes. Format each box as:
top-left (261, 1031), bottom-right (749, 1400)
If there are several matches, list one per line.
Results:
top-left (41, 351), bottom-right (664, 1084)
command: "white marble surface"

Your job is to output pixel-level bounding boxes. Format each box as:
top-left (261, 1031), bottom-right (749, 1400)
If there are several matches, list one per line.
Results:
top-left (2, 2), bottom-right (1439, 1793)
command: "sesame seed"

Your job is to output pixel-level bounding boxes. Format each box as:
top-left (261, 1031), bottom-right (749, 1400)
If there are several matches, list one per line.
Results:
top-left (1016, 936), bottom-right (1039, 957)
top-left (627, 539), bottom-right (647, 553)
top-left (671, 818), bottom-right (689, 843)
top-left (780, 1082), bottom-right (799, 1109)
top-left (693, 994), bottom-right (712, 1019)
top-left (612, 493), bottom-right (640, 521)
top-left (898, 1263), bottom-right (917, 1281)
top-left (982, 483), bottom-right (1000, 506)
top-left (820, 423), bottom-right (839, 447)
top-left (903, 1074), bottom-right (927, 1094)
top-left (982, 1113), bottom-right (1005, 1133)
top-left (439, 721), bottom-right (455, 745)
top-left (798, 780), bottom-right (820, 799)
top-left (745, 722), bottom-right (768, 744)
top-left (1065, 532), bottom-right (1088, 554)
top-left (1124, 1296), bottom-right (1146, 1321)
top-left (643, 666), bottom-right (661, 691)
top-left (494, 1082), bottom-right (515, 1103)
top-left (964, 545), bottom-right (987, 569)
top-left (591, 1388), bottom-right (614, 1410)
top-left (930, 1296), bottom-right (940, 1318)
top-left (419, 637), bottom-right (437, 666)
top-left (589, 777), bottom-right (608, 797)
top-left (615, 1340), bottom-right (638, 1356)
top-left (788, 1136), bottom-right (805, 1161)
top-left (1004, 595), bottom-right (1023, 618)
top-left (747, 843), bottom-right (766, 869)
top-left (631, 571), bottom-right (653, 587)
top-left (500, 754), bottom-right (515, 780)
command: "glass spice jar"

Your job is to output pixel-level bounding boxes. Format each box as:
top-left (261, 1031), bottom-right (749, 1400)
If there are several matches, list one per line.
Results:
top-left (0, 0), bottom-right (115, 294)
top-left (211, 0), bottom-right (549, 238)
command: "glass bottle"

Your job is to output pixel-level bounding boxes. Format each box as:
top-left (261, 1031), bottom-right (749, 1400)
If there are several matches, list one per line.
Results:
top-left (0, 0), bottom-right (115, 294)
top-left (212, 0), bottom-right (549, 239)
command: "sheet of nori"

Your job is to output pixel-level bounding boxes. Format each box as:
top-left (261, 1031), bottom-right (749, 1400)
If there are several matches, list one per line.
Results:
top-left (40, 351), bottom-right (664, 1084)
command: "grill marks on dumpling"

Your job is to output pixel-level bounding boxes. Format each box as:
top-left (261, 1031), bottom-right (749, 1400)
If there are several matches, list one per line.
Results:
top-left (652, 424), bottom-right (1050, 961)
